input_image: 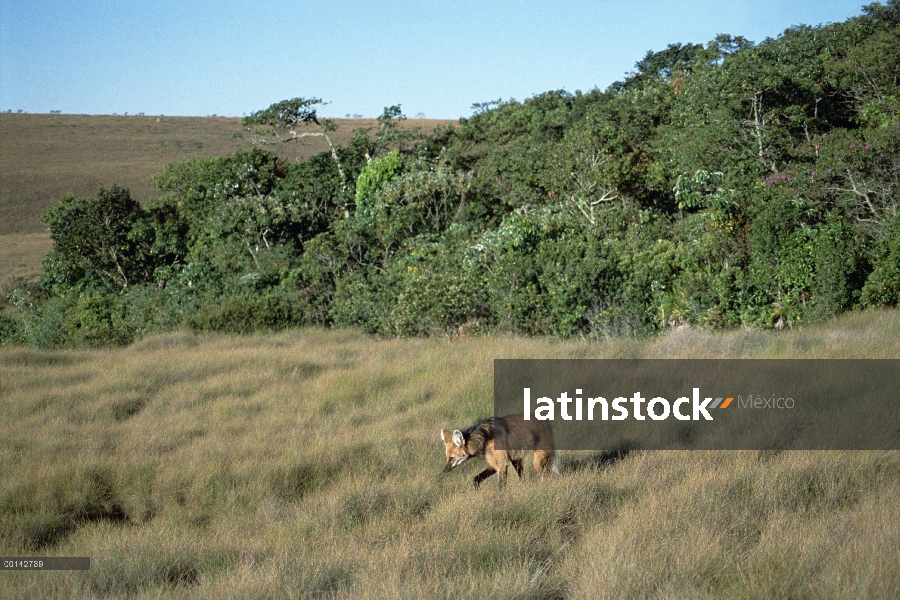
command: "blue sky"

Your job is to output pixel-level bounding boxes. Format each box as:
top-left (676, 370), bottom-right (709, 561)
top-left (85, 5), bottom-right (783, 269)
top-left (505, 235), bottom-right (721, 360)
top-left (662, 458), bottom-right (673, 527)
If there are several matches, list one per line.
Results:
top-left (0, 0), bottom-right (872, 119)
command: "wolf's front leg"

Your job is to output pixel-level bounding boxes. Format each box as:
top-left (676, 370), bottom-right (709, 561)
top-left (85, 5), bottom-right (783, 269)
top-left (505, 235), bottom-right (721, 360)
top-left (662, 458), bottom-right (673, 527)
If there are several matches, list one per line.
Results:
top-left (473, 467), bottom-right (497, 489)
top-left (496, 464), bottom-right (510, 487)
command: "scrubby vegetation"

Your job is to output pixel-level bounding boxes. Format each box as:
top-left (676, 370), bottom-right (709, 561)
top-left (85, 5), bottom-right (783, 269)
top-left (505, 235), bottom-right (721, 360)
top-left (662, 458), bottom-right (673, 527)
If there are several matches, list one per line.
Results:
top-left (3, 3), bottom-right (900, 347)
top-left (2, 312), bottom-right (900, 598)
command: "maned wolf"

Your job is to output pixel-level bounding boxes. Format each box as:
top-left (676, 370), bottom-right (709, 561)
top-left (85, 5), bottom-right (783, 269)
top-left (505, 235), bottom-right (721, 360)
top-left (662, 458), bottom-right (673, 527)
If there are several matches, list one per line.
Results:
top-left (440, 414), bottom-right (559, 488)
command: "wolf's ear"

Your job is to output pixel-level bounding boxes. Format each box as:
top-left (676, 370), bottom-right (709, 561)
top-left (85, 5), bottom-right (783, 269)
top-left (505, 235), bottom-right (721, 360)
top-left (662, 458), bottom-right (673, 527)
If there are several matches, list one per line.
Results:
top-left (452, 430), bottom-right (465, 447)
top-left (440, 429), bottom-right (452, 444)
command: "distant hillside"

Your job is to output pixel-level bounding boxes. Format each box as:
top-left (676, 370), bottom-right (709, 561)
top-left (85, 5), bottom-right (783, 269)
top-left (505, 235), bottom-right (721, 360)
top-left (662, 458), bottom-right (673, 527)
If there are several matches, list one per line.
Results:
top-left (0, 114), bottom-right (455, 235)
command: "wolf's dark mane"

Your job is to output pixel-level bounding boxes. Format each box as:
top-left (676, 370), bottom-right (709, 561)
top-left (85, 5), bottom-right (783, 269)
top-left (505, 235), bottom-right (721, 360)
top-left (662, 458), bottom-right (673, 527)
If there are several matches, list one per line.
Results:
top-left (462, 417), bottom-right (493, 435)
top-left (462, 418), bottom-right (494, 457)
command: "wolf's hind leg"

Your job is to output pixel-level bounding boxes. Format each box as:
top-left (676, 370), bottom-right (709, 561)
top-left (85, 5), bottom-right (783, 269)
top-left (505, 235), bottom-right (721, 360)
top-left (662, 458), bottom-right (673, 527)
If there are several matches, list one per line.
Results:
top-left (473, 468), bottom-right (497, 489)
top-left (534, 450), bottom-right (555, 474)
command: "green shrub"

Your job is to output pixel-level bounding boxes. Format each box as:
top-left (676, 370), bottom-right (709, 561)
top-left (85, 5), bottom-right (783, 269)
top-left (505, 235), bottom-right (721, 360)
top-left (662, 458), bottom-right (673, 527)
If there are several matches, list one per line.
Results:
top-left (65, 293), bottom-right (134, 347)
top-left (861, 222), bottom-right (900, 307)
top-left (354, 149), bottom-right (403, 216)
top-left (328, 271), bottom-right (396, 334)
top-left (187, 291), bottom-right (304, 334)
top-left (0, 312), bottom-right (20, 345)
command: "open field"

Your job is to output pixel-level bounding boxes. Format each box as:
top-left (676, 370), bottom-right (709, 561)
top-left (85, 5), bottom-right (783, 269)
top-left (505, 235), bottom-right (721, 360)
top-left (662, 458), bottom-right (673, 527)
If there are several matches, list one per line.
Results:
top-left (2, 310), bottom-right (899, 598)
top-left (0, 233), bottom-right (50, 291)
top-left (0, 113), bottom-right (455, 285)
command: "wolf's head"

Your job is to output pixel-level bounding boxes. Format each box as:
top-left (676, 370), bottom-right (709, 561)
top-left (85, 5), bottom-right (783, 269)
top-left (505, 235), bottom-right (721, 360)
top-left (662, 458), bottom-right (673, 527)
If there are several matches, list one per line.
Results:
top-left (440, 429), bottom-right (469, 472)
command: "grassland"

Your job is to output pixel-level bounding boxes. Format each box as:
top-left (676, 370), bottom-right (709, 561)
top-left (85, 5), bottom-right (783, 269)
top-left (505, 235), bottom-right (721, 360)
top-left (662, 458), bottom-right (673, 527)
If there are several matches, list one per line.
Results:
top-left (2, 310), bottom-right (900, 598)
top-left (0, 113), bottom-right (453, 288)
top-left (0, 233), bottom-right (49, 291)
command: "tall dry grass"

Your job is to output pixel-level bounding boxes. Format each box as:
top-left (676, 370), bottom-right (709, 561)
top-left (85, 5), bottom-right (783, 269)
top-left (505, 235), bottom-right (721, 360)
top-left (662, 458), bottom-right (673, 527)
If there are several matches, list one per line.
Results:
top-left (2, 311), bottom-right (900, 598)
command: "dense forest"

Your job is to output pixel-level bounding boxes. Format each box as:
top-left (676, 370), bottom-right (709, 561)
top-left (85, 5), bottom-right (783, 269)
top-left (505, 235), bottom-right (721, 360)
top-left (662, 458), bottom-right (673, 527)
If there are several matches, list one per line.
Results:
top-left (2, 1), bottom-right (899, 346)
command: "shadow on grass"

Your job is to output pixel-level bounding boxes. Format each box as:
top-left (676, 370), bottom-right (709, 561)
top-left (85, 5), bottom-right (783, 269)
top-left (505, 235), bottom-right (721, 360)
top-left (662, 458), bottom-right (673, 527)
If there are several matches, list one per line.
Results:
top-left (563, 442), bottom-right (635, 473)
top-left (113, 396), bottom-right (147, 421)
